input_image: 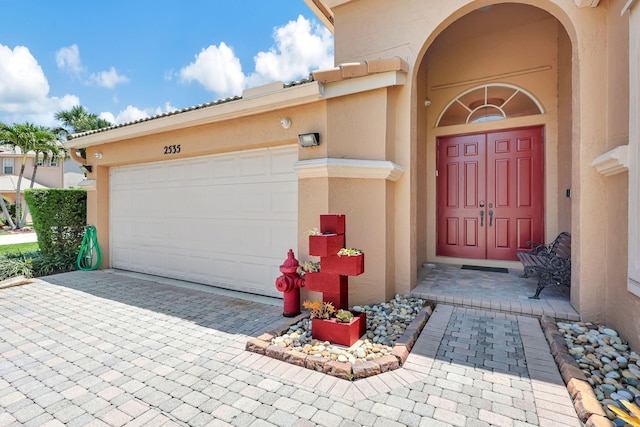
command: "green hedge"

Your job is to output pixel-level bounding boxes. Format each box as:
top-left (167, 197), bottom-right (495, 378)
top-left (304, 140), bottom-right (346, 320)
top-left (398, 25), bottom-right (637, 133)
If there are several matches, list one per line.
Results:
top-left (24, 189), bottom-right (87, 257)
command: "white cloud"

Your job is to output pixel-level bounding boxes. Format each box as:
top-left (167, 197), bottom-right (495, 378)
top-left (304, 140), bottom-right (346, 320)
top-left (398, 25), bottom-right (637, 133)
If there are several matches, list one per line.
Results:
top-left (100, 102), bottom-right (179, 125)
top-left (56, 44), bottom-right (85, 76)
top-left (57, 44), bottom-right (128, 89)
top-left (153, 102), bottom-right (178, 116)
top-left (249, 15), bottom-right (334, 86)
top-left (90, 66), bottom-right (129, 88)
top-left (180, 15), bottom-right (333, 97)
top-left (0, 44), bottom-right (80, 126)
top-left (179, 42), bottom-right (246, 98)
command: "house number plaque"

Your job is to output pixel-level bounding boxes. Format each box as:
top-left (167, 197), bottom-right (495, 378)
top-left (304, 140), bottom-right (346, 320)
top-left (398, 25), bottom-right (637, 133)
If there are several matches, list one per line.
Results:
top-left (163, 144), bottom-right (181, 155)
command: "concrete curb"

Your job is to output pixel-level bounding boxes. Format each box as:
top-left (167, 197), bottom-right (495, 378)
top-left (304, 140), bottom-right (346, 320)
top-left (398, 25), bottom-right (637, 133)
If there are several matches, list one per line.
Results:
top-left (539, 315), bottom-right (614, 427)
top-left (246, 301), bottom-right (435, 380)
top-left (0, 275), bottom-right (32, 289)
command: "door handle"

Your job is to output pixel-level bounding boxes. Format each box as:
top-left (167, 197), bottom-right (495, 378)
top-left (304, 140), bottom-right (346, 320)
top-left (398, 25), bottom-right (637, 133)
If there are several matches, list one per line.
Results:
top-left (489, 210), bottom-right (494, 227)
top-left (480, 210), bottom-right (485, 227)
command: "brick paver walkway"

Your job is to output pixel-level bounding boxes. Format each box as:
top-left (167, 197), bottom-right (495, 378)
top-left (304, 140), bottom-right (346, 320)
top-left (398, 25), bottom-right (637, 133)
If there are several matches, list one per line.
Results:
top-left (0, 271), bottom-right (581, 426)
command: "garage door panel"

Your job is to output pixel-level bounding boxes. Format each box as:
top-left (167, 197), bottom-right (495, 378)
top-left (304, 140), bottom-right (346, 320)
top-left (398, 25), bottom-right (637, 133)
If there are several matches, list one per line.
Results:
top-left (239, 261), bottom-right (270, 285)
top-left (129, 167), bottom-right (147, 183)
top-left (271, 188), bottom-right (298, 214)
top-left (188, 160), bottom-right (211, 181)
top-left (111, 191), bottom-right (130, 214)
top-left (240, 154), bottom-right (267, 176)
top-left (271, 148), bottom-right (298, 174)
top-left (129, 248), bottom-right (151, 271)
top-left (147, 249), bottom-right (168, 271)
top-left (148, 165), bottom-right (167, 183)
top-left (110, 146), bottom-right (297, 297)
top-left (213, 158), bottom-right (238, 178)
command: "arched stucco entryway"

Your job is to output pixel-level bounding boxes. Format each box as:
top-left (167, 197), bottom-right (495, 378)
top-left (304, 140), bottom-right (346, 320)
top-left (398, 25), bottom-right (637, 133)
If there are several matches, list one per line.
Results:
top-left (415, 3), bottom-right (573, 266)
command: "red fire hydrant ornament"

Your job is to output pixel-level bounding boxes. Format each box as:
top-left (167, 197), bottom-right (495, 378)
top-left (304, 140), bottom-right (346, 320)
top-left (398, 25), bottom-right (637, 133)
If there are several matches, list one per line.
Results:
top-left (275, 249), bottom-right (306, 317)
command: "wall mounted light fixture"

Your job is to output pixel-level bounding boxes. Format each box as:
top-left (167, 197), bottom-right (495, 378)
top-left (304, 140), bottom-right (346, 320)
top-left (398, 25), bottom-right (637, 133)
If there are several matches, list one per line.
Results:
top-left (298, 133), bottom-right (320, 147)
top-left (94, 152), bottom-right (103, 159)
top-left (280, 118), bottom-right (292, 129)
top-left (79, 165), bottom-right (93, 174)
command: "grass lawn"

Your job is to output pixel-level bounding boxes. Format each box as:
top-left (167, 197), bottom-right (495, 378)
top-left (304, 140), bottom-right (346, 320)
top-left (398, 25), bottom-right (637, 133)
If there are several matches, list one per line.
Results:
top-left (0, 242), bottom-right (39, 256)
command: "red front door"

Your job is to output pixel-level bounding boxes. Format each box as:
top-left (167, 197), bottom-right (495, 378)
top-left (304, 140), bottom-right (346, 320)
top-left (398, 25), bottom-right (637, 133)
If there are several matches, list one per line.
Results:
top-left (436, 126), bottom-right (544, 261)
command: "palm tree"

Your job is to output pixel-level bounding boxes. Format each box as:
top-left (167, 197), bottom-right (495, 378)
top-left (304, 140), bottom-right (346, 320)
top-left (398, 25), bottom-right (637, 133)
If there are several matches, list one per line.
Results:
top-left (54, 105), bottom-right (112, 140)
top-left (0, 122), bottom-right (58, 229)
top-left (18, 131), bottom-right (65, 227)
top-left (54, 106), bottom-right (112, 162)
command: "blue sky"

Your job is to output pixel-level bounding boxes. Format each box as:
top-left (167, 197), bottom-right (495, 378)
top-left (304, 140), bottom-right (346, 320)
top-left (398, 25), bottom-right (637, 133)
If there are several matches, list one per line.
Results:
top-left (0, 0), bottom-right (333, 127)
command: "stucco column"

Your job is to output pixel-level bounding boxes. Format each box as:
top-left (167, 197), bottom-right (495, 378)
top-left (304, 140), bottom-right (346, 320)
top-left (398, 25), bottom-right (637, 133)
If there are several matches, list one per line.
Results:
top-left (86, 165), bottom-right (110, 268)
top-left (570, 13), bottom-right (608, 321)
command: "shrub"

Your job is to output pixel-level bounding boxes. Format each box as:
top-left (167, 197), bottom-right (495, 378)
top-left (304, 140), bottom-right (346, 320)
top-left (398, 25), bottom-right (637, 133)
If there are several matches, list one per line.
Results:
top-left (32, 252), bottom-right (78, 276)
top-left (0, 252), bottom-right (38, 280)
top-left (24, 189), bottom-right (86, 259)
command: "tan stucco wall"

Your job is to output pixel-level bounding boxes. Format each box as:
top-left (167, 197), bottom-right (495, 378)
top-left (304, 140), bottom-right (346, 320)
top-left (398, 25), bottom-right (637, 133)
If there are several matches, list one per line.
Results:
top-left (297, 89), bottom-right (400, 305)
top-left (328, 0), bottom-right (626, 325)
top-left (602, 0), bottom-right (639, 351)
top-left (1, 155), bottom-right (63, 189)
top-left (625, 1), bottom-right (640, 351)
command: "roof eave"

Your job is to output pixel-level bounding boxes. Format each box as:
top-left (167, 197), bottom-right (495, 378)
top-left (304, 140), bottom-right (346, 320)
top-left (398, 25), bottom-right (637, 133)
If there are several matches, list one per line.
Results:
top-left (64, 81), bottom-right (325, 149)
top-left (303, 0), bottom-right (335, 33)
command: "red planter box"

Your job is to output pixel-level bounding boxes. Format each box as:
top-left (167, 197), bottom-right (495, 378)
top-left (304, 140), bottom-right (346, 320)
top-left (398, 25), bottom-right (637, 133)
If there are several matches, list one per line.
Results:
top-left (303, 273), bottom-right (348, 308)
top-left (309, 234), bottom-right (345, 257)
top-left (303, 271), bottom-right (323, 291)
top-left (311, 312), bottom-right (366, 347)
top-left (320, 214), bottom-right (346, 235)
top-left (321, 254), bottom-right (364, 276)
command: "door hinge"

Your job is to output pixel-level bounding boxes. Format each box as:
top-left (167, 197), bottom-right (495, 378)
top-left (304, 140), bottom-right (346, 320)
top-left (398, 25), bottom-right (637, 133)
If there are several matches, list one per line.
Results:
top-left (435, 170), bottom-right (439, 177)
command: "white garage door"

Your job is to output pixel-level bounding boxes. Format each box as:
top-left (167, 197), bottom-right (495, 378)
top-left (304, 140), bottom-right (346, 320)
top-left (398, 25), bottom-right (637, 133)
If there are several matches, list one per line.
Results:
top-left (109, 145), bottom-right (298, 298)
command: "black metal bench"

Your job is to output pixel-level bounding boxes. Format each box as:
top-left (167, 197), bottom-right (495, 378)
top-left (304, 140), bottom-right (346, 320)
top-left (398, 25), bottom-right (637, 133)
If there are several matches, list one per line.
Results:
top-left (517, 232), bottom-right (571, 299)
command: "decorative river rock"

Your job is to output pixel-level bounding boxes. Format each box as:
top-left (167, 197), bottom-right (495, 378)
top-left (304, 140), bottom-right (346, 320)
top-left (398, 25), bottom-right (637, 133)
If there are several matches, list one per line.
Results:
top-left (557, 321), bottom-right (640, 420)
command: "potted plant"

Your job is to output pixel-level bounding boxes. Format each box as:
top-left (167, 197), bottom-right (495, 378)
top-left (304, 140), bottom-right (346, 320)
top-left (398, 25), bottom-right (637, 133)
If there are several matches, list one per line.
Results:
top-left (308, 228), bottom-right (345, 258)
top-left (296, 260), bottom-right (320, 277)
top-left (321, 248), bottom-right (365, 276)
top-left (303, 301), bottom-right (366, 347)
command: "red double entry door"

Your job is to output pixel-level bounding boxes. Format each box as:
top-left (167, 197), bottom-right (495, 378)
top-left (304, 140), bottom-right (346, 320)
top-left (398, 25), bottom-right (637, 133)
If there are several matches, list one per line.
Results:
top-left (436, 126), bottom-right (545, 261)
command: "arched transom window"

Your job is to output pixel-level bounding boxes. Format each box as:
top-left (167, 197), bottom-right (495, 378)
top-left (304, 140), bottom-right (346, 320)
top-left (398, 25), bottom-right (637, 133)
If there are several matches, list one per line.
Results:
top-left (436, 84), bottom-right (544, 127)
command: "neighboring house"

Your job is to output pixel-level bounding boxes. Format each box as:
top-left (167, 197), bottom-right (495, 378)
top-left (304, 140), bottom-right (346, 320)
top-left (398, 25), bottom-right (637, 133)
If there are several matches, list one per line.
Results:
top-left (0, 146), bottom-right (63, 205)
top-left (65, 0), bottom-right (640, 350)
top-left (63, 157), bottom-right (85, 189)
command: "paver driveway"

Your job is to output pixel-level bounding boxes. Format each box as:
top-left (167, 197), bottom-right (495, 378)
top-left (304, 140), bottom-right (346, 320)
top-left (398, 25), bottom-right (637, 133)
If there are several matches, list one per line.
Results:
top-left (0, 271), bottom-right (581, 426)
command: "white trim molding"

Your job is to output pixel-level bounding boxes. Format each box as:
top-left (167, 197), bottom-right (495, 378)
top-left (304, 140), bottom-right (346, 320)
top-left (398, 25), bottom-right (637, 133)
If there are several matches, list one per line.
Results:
top-left (574, 0), bottom-right (600, 7)
top-left (591, 145), bottom-right (629, 176)
top-left (294, 158), bottom-right (404, 181)
top-left (622, 0), bottom-right (637, 15)
top-left (629, 277), bottom-right (640, 298)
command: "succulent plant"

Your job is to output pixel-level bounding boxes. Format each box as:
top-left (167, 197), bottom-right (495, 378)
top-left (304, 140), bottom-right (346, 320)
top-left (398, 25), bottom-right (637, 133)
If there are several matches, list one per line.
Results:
top-left (303, 300), bottom-right (335, 319)
top-left (305, 227), bottom-right (321, 236)
top-left (335, 309), bottom-right (354, 323)
top-left (337, 248), bottom-right (363, 256)
top-left (296, 261), bottom-right (320, 277)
